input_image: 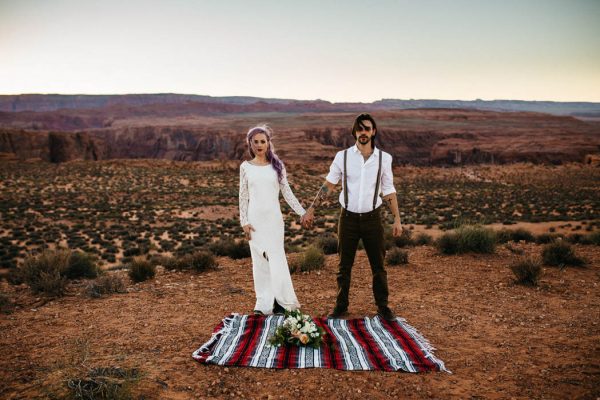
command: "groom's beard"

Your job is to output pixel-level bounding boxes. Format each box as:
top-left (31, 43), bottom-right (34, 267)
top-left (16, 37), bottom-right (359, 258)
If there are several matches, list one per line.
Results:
top-left (358, 135), bottom-right (371, 144)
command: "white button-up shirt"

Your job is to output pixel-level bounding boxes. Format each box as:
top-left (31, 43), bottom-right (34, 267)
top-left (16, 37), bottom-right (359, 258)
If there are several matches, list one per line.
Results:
top-left (325, 145), bottom-right (396, 213)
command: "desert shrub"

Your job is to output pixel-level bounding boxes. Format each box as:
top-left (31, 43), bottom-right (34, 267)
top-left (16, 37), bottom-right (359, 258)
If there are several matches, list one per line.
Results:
top-left (456, 225), bottom-right (496, 253)
top-left (228, 240), bottom-right (251, 259)
top-left (495, 229), bottom-right (512, 244)
top-left (316, 234), bottom-right (338, 255)
top-left (576, 235), bottom-right (592, 245)
top-left (436, 225), bottom-right (495, 254)
top-left (159, 239), bottom-right (174, 252)
top-left (1, 259), bottom-right (17, 270)
top-left (123, 247), bottom-right (141, 257)
top-left (150, 254), bottom-right (178, 270)
top-left (435, 231), bottom-right (460, 255)
top-left (67, 366), bottom-right (141, 400)
top-left (0, 292), bottom-right (12, 313)
top-left (209, 238), bottom-right (250, 259)
top-left (505, 243), bottom-right (525, 255)
top-left (510, 257), bottom-right (542, 286)
top-left (290, 246), bottom-right (324, 273)
top-left (151, 251), bottom-right (218, 272)
top-left (583, 231), bottom-right (600, 245)
top-left (127, 257), bottom-right (156, 282)
top-left (393, 230), bottom-right (414, 248)
top-left (512, 228), bottom-right (535, 242)
top-left (175, 243), bottom-right (195, 257)
top-left (209, 238), bottom-right (229, 257)
top-left (414, 233), bottom-right (433, 246)
top-left (357, 239), bottom-right (365, 250)
top-left (192, 238), bottom-right (207, 247)
top-left (285, 244), bottom-right (302, 254)
top-left (497, 228), bottom-right (535, 244)
top-left (535, 233), bottom-right (561, 244)
top-left (87, 275), bottom-right (126, 298)
top-left (18, 249), bottom-right (70, 296)
top-left (65, 250), bottom-right (100, 279)
top-left (386, 248), bottom-right (409, 266)
top-left (565, 233), bottom-right (585, 244)
top-left (542, 241), bottom-right (585, 267)
top-left (182, 251), bottom-right (218, 272)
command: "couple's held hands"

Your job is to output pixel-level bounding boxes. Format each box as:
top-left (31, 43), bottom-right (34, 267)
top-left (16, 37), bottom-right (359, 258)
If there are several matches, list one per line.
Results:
top-left (301, 207), bottom-right (315, 229)
top-left (242, 224), bottom-right (255, 240)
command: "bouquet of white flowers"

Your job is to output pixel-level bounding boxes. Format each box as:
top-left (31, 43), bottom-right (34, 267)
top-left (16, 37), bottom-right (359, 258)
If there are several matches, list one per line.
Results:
top-left (269, 309), bottom-right (326, 348)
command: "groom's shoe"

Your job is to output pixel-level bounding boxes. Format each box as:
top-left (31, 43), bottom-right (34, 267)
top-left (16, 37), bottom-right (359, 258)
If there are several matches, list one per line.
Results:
top-left (328, 306), bottom-right (349, 319)
top-left (377, 306), bottom-right (396, 322)
top-left (273, 300), bottom-right (286, 315)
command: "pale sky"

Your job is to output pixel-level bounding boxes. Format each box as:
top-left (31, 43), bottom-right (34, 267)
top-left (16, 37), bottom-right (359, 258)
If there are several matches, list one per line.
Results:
top-left (1, 0), bottom-right (599, 102)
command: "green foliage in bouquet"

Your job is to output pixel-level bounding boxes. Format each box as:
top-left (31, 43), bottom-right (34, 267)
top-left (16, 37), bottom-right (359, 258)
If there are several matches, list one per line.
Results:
top-left (269, 309), bottom-right (326, 349)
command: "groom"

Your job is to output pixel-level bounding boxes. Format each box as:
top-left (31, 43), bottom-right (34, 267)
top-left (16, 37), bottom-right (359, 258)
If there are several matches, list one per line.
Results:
top-left (303, 113), bottom-right (402, 321)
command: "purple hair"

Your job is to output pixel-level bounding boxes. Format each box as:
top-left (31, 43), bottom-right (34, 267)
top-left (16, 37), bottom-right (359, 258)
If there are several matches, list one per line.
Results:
top-left (246, 124), bottom-right (285, 183)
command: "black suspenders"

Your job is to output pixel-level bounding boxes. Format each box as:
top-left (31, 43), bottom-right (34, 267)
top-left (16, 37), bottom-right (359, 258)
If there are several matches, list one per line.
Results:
top-left (343, 148), bottom-right (382, 211)
top-left (373, 149), bottom-right (383, 209)
top-left (343, 150), bottom-right (349, 209)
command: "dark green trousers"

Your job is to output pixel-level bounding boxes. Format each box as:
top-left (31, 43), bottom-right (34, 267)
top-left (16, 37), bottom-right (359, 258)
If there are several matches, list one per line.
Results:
top-left (335, 207), bottom-right (389, 310)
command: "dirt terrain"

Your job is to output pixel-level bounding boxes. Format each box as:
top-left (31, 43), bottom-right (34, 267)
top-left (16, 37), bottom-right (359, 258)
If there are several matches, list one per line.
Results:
top-left (0, 159), bottom-right (598, 398)
top-left (1, 243), bottom-right (599, 399)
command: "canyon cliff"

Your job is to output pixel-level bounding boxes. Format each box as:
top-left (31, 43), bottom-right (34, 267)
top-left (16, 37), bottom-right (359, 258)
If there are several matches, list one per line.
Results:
top-left (0, 96), bottom-right (598, 166)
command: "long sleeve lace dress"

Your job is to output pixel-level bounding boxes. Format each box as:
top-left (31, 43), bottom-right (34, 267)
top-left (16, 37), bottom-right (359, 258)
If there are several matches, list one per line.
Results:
top-left (239, 161), bottom-right (305, 314)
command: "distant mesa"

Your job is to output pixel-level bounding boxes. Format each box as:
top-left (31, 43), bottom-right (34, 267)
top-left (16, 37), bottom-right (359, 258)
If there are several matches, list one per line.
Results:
top-left (0, 94), bottom-right (599, 166)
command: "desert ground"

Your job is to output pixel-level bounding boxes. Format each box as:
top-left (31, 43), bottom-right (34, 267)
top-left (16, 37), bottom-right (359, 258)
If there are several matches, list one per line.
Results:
top-left (1, 245), bottom-right (599, 399)
top-left (0, 160), bottom-right (599, 399)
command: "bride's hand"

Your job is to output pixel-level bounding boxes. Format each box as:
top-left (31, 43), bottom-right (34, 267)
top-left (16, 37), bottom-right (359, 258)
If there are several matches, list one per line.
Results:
top-left (243, 224), bottom-right (255, 240)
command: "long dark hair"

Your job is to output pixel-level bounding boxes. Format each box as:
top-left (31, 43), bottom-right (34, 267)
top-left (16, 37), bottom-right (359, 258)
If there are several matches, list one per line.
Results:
top-left (352, 113), bottom-right (378, 149)
top-left (246, 124), bottom-right (284, 183)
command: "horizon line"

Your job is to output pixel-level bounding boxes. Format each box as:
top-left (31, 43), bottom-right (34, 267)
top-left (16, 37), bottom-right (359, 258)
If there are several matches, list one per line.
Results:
top-left (1, 92), bottom-right (600, 105)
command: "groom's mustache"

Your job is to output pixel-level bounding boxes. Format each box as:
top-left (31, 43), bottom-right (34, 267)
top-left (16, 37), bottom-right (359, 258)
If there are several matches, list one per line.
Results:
top-left (359, 135), bottom-right (370, 140)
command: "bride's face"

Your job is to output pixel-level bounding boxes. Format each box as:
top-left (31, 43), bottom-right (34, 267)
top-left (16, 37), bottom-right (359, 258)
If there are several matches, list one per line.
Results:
top-left (251, 133), bottom-right (269, 156)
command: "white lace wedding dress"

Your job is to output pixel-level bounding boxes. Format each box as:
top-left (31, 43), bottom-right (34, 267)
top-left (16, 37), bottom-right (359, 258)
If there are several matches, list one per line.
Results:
top-left (239, 161), bottom-right (306, 314)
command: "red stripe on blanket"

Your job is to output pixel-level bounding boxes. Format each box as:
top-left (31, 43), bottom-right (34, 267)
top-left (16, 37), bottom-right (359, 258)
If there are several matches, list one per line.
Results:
top-left (315, 317), bottom-right (340, 369)
top-left (349, 319), bottom-right (391, 371)
top-left (240, 315), bottom-right (266, 365)
top-left (228, 315), bottom-right (258, 365)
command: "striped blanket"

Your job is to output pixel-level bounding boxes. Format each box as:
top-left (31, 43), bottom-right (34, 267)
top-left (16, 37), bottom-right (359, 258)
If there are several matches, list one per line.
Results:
top-left (193, 314), bottom-right (449, 372)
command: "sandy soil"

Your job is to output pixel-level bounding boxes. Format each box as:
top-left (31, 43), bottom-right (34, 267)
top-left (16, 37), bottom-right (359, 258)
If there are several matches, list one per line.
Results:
top-left (1, 244), bottom-right (599, 399)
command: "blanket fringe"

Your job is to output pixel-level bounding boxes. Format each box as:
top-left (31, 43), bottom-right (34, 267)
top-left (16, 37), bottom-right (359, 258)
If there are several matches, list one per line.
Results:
top-left (192, 313), bottom-right (237, 362)
top-left (395, 317), bottom-right (452, 373)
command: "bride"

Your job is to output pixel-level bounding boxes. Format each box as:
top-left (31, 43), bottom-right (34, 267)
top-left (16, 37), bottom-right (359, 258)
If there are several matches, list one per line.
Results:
top-left (238, 124), bottom-right (309, 315)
